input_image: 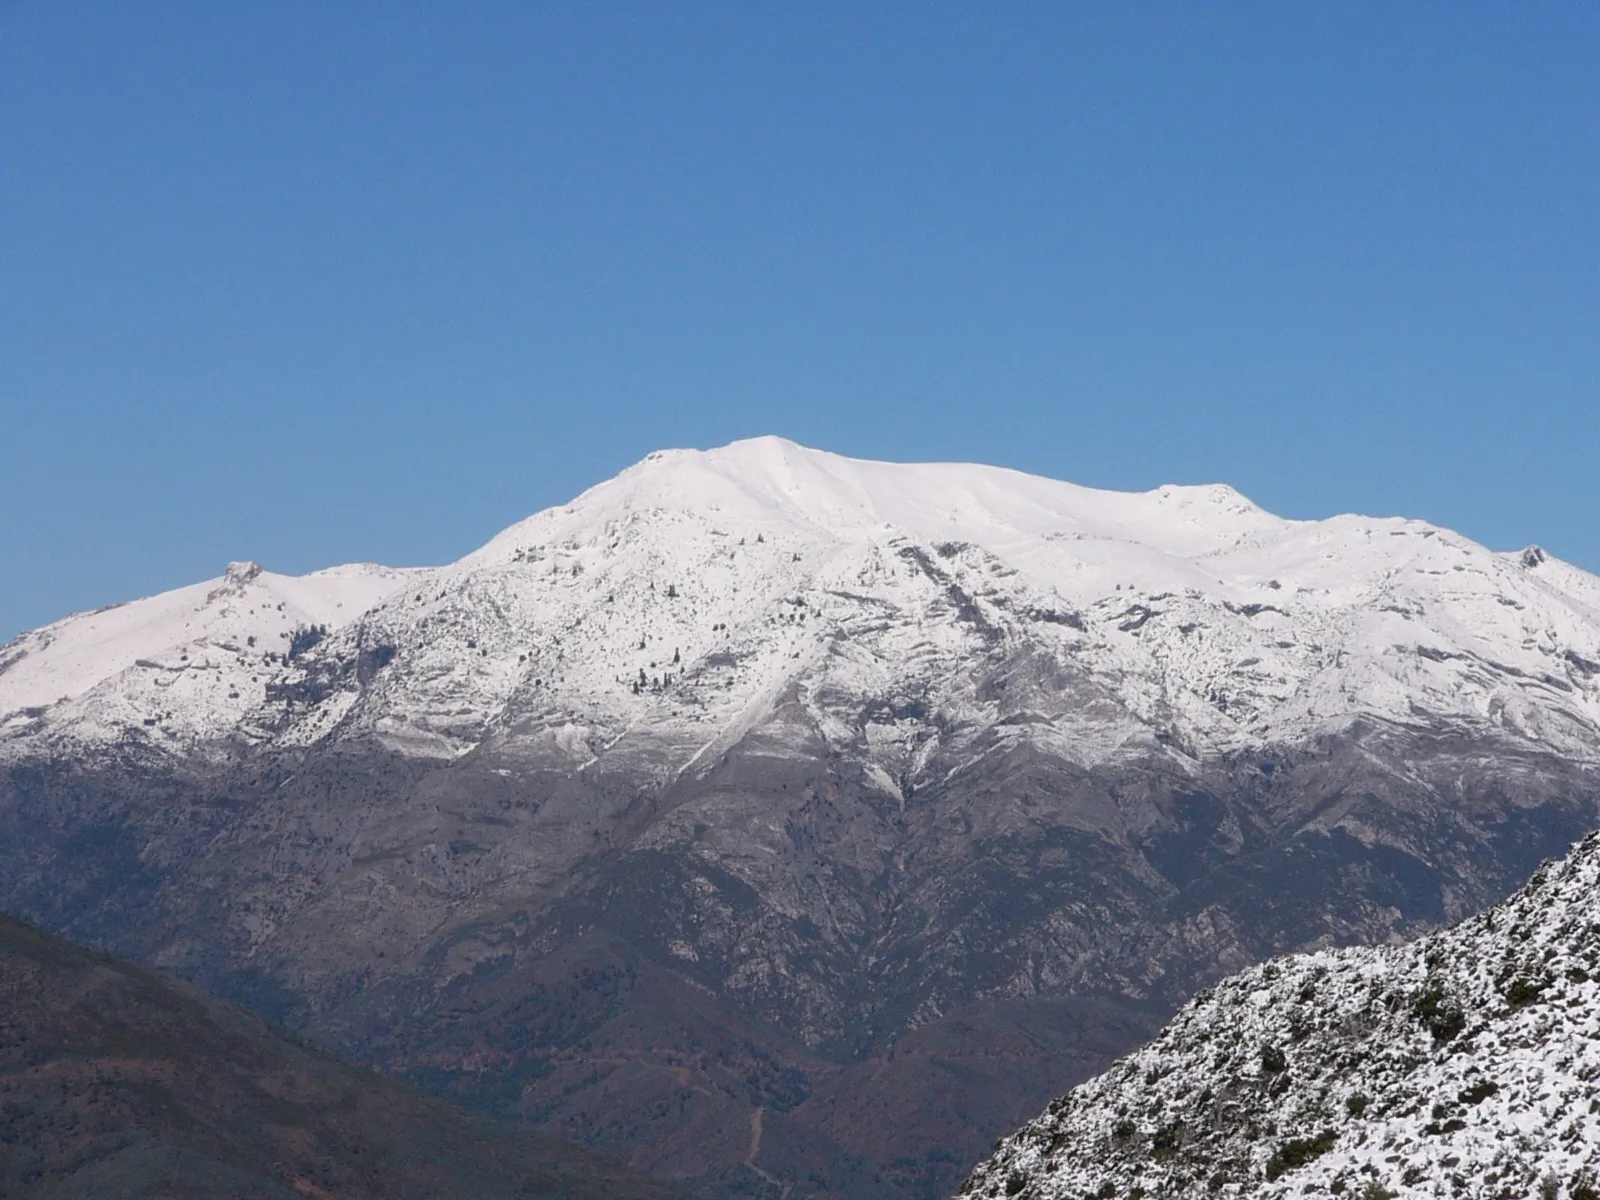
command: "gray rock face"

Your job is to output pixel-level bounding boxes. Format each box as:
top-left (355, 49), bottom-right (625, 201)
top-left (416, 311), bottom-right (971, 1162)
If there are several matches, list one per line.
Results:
top-left (4, 441), bottom-right (1600, 1199)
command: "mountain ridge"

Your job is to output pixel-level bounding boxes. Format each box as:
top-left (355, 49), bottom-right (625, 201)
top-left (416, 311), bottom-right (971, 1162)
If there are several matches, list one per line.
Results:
top-left (7, 437), bottom-right (1600, 769)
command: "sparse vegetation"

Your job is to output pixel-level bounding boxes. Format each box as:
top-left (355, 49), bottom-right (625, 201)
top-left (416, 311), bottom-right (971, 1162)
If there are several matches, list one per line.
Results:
top-left (1264, 1130), bottom-right (1337, 1181)
top-left (286, 623), bottom-right (329, 660)
top-left (966, 831), bottom-right (1600, 1199)
top-left (1504, 972), bottom-right (1550, 1010)
top-left (0, 914), bottom-right (686, 1200)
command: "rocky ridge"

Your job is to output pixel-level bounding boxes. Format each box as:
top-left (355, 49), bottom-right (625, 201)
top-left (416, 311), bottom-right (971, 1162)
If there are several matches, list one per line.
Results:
top-left (0, 559), bottom-right (415, 749)
top-left (961, 831), bottom-right (1600, 1199)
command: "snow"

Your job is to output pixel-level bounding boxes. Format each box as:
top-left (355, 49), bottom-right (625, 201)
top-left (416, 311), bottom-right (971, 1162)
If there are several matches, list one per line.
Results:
top-left (6, 437), bottom-right (1600, 769)
top-left (466, 438), bottom-right (1284, 574)
top-left (962, 831), bottom-right (1600, 1198)
top-left (0, 560), bottom-right (418, 748)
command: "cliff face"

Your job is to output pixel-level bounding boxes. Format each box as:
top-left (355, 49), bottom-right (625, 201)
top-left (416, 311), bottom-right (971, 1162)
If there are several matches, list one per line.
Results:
top-left (961, 830), bottom-right (1600, 1199)
top-left (5, 439), bottom-right (1600, 1199)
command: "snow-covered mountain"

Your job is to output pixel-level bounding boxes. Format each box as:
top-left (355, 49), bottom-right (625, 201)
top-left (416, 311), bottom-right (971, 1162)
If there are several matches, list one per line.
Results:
top-left (7, 435), bottom-right (1600, 769)
top-left (961, 829), bottom-right (1600, 1200)
top-left (6, 437), bottom-right (1600, 1200)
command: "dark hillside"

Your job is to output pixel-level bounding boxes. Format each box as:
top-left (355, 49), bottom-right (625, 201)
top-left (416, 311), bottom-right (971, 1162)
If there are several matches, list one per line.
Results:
top-left (0, 912), bottom-right (690, 1200)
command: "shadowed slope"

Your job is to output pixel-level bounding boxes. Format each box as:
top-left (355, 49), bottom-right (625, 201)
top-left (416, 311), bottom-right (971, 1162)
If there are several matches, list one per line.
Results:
top-left (0, 913), bottom-right (690, 1200)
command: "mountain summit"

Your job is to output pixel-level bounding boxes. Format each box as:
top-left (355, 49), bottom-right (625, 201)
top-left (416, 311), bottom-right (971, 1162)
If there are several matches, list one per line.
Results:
top-left (4, 438), bottom-right (1600, 1200)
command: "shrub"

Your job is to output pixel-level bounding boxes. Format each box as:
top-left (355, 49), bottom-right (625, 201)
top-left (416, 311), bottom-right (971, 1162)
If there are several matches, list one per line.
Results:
top-left (1345, 1094), bottom-right (1370, 1118)
top-left (1505, 974), bottom-right (1550, 1010)
top-left (1264, 1131), bottom-right (1337, 1181)
top-left (1413, 983), bottom-right (1466, 1042)
top-left (358, 643), bottom-right (397, 676)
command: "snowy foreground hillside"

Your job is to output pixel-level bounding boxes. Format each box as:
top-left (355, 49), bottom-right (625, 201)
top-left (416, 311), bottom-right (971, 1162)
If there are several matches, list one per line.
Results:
top-left (961, 831), bottom-right (1600, 1200)
top-left (5, 435), bottom-right (1600, 767)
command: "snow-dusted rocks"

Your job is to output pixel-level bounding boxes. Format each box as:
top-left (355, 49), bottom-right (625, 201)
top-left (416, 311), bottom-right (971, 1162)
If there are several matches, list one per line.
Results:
top-left (960, 831), bottom-right (1600, 1200)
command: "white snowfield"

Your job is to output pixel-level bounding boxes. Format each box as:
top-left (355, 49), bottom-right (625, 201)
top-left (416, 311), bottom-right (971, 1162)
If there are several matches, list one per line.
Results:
top-left (962, 830), bottom-right (1600, 1198)
top-left (5, 436), bottom-right (1600, 765)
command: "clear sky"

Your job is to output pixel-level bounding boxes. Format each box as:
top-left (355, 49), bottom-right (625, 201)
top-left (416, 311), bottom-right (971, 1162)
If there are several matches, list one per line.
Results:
top-left (3, 4), bottom-right (1597, 640)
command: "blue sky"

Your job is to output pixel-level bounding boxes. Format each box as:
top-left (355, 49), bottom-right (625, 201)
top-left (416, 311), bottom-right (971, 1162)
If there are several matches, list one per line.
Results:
top-left (3, 3), bottom-right (1596, 639)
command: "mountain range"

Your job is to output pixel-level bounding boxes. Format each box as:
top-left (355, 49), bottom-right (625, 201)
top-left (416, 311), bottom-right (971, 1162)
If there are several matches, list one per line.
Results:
top-left (4, 437), bottom-right (1598, 1199)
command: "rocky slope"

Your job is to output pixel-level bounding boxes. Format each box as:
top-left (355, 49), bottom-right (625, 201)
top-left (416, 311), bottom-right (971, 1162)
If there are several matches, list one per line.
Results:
top-left (3, 438), bottom-right (1599, 1199)
top-left (0, 911), bottom-right (689, 1200)
top-left (961, 829), bottom-right (1600, 1199)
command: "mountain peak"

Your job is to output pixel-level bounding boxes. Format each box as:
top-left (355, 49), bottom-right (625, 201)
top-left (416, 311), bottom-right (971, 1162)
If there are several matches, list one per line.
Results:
top-left (475, 437), bottom-right (1285, 569)
top-left (8, 441), bottom-right (1600, 1200)
top-left (223, 560), bottom-right (264, 587)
